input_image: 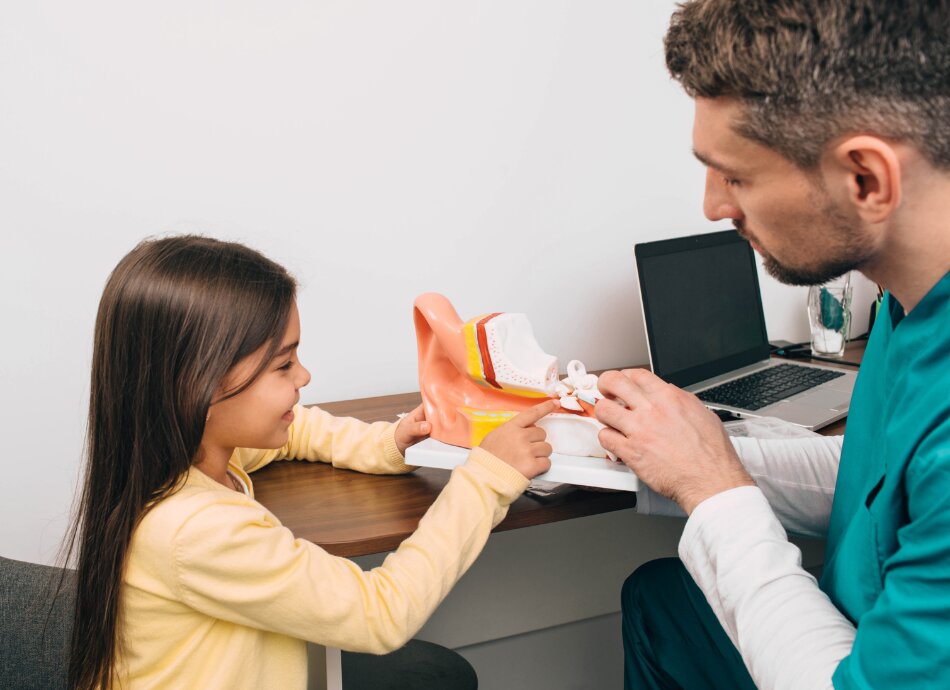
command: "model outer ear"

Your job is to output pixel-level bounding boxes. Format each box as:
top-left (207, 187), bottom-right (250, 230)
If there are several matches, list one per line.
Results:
top-left (413, 294), bottom-right (612, 459)
top-left (414, 293), bottom-right (554, 447)
top-left (414, 293), bottom-right (468, 443)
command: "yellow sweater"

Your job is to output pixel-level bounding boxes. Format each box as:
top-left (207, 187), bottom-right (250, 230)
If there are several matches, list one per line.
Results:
top-left (117, 405), bottom-right (528, 689)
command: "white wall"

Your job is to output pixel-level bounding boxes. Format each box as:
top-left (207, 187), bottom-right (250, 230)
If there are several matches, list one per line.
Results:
top-left (0, 1), bottom-right (873, 564)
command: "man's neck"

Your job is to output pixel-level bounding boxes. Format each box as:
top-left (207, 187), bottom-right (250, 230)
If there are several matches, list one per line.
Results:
top-left (862, 173), bottom-right (950, 313)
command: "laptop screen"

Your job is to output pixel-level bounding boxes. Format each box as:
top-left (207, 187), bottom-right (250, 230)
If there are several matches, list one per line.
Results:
top-left (635, 230), bottom-right (771, 387)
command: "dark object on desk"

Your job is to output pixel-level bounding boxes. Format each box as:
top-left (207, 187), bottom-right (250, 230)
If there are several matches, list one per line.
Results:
top-left (769, 340), bottom-right (862, 368)
top-left (525, 479), bottom-right (578, 499)
top-left (713, 408), bottom-right (741, 422)
top-left (0, 556), bottom-right (75, 690)
top-left (767, 339), bottom-right (799, 351)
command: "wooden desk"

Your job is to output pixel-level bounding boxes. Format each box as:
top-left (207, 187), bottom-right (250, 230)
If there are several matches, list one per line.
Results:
top-left (253, 341), bottom-right (865, 557)
top-left (252, 389), bottom-right (636, 557)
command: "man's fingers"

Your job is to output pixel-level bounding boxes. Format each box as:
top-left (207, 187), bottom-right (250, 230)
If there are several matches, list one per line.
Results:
top-left (597, 370), bottom-right (647, 409)
top-left (512, 399), bottom-right (560, 427)
top-left (620, 368), bottom-right (668, 394)
top-left (598, 427), bottom-right (635, 465)
top-left (594, 398), bottom-right (639, 435)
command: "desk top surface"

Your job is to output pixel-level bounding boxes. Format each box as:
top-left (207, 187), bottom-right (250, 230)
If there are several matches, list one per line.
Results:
top-left (254, 343), bottom-right (864, 557)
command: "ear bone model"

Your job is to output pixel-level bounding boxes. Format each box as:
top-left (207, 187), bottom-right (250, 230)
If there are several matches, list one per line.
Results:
top-left (414, 292), bottom-right (612, 459)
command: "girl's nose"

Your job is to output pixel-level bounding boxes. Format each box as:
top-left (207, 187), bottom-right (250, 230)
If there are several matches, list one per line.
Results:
top-left (297, 363), bottom-right (312, 390)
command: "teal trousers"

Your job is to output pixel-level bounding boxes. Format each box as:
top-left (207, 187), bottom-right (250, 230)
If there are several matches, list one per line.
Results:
top-left (622, 558), bottom-right (757, 690)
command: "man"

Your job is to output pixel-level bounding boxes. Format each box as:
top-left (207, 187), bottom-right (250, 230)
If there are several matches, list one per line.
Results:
top-left (594, 2), bottom-right (950, 688)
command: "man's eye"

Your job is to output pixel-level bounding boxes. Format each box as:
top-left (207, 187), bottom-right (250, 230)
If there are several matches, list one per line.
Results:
top-left (724, 176), bottom-right (741, 187)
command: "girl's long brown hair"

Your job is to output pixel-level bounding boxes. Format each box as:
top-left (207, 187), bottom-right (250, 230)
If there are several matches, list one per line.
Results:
top-left (64, 235), bottom-right (296, 689)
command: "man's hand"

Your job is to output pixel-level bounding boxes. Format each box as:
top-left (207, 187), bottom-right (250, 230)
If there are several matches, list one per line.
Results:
top-left (479, 400), bottom-right (559, 480)
top-left (394, 404), bottom-right (431, 455)
top-left (594, 368), bottom-right (754, 514)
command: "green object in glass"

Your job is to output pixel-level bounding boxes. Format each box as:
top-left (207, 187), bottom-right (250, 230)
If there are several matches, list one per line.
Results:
top-left (820, 287), bottom-right (845, 330)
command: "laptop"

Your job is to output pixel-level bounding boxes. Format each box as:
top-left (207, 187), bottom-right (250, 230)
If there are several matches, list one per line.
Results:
top-left (634, 229), bottom-right (857, 430)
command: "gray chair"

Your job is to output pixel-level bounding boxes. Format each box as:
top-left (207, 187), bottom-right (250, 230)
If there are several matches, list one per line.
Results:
top-left (0, 556), bottom-right (475, 690)
top-left (343, 641), bottom-right (477, 690)
top-left (0, 556), bottom-right (75, 690)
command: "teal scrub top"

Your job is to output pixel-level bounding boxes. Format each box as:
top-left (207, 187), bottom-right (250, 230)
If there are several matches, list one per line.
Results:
top-left (821, 270), bottom-right (950, 689)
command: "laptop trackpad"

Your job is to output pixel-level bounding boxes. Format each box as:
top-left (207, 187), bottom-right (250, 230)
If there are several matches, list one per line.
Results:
top-left (766, 400), bottom-right (835, 427)
top-left (793, 388), bottom-right (850, 411)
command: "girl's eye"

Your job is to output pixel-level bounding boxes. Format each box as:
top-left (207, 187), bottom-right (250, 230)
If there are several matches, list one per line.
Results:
top-left (278, 360), bottom-right (294, 371)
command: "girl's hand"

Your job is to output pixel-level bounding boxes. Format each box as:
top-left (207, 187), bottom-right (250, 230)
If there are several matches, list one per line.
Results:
top-left (479, 400), bottom-right (559, 480)
top-left (395, 404), bottom-right (431, 455)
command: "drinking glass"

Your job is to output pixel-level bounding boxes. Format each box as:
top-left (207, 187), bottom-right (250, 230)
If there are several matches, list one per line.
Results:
top-left (807, 274), bottom-right (852, 357)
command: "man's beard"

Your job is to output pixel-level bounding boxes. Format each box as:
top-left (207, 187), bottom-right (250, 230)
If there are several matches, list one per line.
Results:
top-left (734, 192), bottom-right (874, 287)
top-left (757, 240), bottom-right (858, 286)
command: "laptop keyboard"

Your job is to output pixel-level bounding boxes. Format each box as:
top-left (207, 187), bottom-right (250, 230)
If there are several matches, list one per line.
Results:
top-left (697, 364), bottom-right (844, 411)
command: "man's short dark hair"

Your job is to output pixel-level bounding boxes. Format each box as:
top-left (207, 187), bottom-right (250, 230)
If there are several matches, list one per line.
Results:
top-left (665, 0), bottom-right (950, 169)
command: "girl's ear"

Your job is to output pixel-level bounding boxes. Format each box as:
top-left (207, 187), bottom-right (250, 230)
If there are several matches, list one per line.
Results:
top-left (826, 135), bottom-right (901, 224)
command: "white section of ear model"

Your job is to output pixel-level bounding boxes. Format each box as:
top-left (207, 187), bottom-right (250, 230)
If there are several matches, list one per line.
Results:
top-left (538, 414), bottom-right (609, 459)
top-left (544, 360), bottom-right (616, 459)
top-left (484, 313), bottom-right (559, 394)
top-left (558, 396), bottom-right (584, 411)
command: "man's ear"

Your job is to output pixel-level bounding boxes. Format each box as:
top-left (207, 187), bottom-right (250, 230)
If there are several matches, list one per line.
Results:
top-left (826, 135), bottom-right (901, 223)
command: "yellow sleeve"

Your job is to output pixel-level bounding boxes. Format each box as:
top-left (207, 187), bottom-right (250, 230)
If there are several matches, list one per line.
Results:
top-left (168, 448), bottom-right (528, 653)
top-left (232, 404), bottom-right (413, 475)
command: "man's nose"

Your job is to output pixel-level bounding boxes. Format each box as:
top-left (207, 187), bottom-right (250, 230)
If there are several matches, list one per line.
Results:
top-left (703, 169), bottom-right (743, 222)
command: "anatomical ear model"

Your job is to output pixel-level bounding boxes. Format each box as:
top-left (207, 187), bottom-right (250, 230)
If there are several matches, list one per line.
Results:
top-left (413, 293), bottom-right (611, 458)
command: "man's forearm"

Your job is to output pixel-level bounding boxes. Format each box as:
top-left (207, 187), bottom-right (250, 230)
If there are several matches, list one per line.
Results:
top-left (733, 435), bottom-right (841, 538)
top-left (637, 435), bottom-right (842, 538)
top-left (680, 486), bottom-right (855, 689)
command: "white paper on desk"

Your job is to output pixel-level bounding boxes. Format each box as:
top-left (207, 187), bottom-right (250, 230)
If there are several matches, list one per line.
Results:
top-left (406, 438), bottom-right (639, 492)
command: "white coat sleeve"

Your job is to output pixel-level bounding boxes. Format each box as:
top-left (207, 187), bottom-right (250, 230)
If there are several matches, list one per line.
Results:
top-left (637, 435), bottom-right (841, 538)
top-left (679, 486), bottom-right (856, 690)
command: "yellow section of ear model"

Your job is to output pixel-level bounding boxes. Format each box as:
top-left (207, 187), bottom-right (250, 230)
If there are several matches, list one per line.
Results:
top-left (461, 407), bottom-right (517, 446)
top-left (463, 316), bottom-right (489, 383)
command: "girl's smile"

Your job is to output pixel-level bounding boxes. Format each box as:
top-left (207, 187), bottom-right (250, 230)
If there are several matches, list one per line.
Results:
top-left (197, 301), bottom-right (311, 488)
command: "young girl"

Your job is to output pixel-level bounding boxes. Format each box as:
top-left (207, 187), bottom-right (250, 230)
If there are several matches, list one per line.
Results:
top-left (66, 235), bottom-right (556, 689)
